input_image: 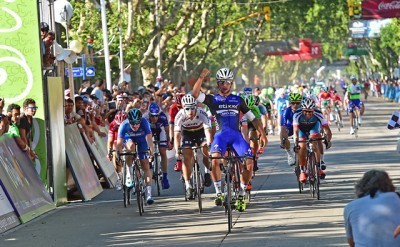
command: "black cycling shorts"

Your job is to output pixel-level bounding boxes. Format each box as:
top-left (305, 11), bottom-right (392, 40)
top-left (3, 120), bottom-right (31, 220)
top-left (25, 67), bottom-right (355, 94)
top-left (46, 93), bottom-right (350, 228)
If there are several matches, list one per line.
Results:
top-left (181, 129), bottom-right (206, 148)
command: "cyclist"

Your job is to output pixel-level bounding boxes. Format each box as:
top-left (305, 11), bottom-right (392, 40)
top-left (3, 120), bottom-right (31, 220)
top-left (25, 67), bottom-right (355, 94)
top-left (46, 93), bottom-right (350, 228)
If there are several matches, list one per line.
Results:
top-left (274, 88), bottom-right (289, 134)
top-left (116, 108), bottom-right (155, 205)
top-left (192, 68), bottom-right (268, 212)
top-left (331, 90), bottom-right (344, 127)
top-left (174, 94), bottom-right (212, 200)
top-left (293, 98), bottom-right (332, 183)
top-left (169, 93), bottom-right (185, 171)
top-left (280, 93), bottom-right (302, 166)
top-left (347, 75), bottom-right (365, 135)
top-left (318, 86), bottom-right (334, 125)
top-left (107, 111), bottom-right (127, 190)
top-left (240, 94), bottom-right (262, 172)
top-left (254, 95), bottom-right (268, 141)
top-left (143, 102), bottom-right (172, 189)
top-left (260, 87), bottom-right (275, 134)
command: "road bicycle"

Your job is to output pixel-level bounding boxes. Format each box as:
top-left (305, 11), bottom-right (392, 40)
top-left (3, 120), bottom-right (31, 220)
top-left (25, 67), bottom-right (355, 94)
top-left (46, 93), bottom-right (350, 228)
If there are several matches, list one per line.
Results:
top-left (117, 145), bottom-right (148, 216)
top-left (210, 148), bottom-right (245, 233)
top-left (296, 137), bottom-right (324, 200)
top-left (178, 146), bottom-right (205, 213)
top-left (333, 103), bottom-right (342, 132)
top-left (151, 140), bottom-right (168, 196)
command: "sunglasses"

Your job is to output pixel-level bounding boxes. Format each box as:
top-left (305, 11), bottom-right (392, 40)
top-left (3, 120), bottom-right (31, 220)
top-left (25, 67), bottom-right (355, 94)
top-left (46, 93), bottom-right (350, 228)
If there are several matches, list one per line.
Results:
top-left (27, 106), bottom-right (38, 110)
top-left (291, 102), bottom-right (301, 105)
top-left (217, 80), bottom-right (233, 85)
top-left (184, 106), bottom-right (196, 111)
top-left (129, 120), bottom-right (141, 125)
top-left (303, 110), bottom-right (314, 113)
top-left (150, 114), bottom-right (159, 117)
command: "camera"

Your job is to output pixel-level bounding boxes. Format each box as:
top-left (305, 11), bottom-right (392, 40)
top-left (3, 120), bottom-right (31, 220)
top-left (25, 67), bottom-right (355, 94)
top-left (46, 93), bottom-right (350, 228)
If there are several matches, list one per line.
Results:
top-left (108, 101), bottom-right (117, 110)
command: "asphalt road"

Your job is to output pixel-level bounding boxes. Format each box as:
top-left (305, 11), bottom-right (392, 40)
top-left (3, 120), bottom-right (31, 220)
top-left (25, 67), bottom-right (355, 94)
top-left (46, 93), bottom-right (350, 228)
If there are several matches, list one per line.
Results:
top-left (1, 98), bottom-right (399, 247)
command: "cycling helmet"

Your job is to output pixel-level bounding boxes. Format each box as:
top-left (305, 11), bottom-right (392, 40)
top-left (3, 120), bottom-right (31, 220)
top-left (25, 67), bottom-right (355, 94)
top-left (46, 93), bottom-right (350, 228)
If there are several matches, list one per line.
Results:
top-left (253, 95), bottom-right (260, 105)
top-left (243, 94), bottom-right (255, 107)
top-left (289, 93), bottom-right (302, 103)
top-left (216, 68), bottom-right (234, 81)
top-left (261, 88), bottom-right (268, 97)
top-left (175, 93), bottom-right (185, 107)
top-left (350, 75), bottom-right (357, 80)
top-left (149, 102), bottom-right (160, 115)
top-left (114, 112), bottom-right (127, 125)
top-left (323, 86), bottom-right (329, 91)
top-left (127, 108), bottom-right (142, 124)
top-left (243, 87), bottom-right (252, 95)
top-left (181, 94), bottom-right (197, 107)
top-left (301, 97), bottom-right (316, 110)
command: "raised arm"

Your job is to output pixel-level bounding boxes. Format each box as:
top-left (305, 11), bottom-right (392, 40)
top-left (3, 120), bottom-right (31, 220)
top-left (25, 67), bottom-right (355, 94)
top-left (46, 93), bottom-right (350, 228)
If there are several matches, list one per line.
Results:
top-left (192, 68), bottom-right (210, 99)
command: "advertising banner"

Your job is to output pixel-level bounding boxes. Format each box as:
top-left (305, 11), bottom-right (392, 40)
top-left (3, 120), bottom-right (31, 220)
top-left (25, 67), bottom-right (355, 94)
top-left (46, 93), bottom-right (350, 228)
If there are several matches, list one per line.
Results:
top-left (83, 132), bottom-right (118, 188)
top-left (0, 136), bottom-right (54, 223)
top-left (0, 0), bottom-right (48, 183)
top-left (0, 185), bottom-right (20, 233)
top-left (65, 125), bottom-right (103, 201)
top-left (349, 19), bottom-right (391, 38)
top-left (362, 0), bottom-right (400, 19)
top-left (254, 40), bottom-right (299, 56)
top-left (283, 40), bottom-right (322, 61)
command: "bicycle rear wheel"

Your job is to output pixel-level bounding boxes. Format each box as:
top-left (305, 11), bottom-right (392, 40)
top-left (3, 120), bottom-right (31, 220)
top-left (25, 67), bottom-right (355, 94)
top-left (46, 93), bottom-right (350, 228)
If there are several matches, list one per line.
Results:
top-left (194, 162), bottom-right (202, 213)
top-left (225, 168), bottom-right (233, 233)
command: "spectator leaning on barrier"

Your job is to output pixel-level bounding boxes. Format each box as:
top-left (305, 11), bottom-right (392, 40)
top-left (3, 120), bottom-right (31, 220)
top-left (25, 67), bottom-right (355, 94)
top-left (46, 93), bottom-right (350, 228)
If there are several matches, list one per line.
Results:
top-left (6, 104), bottom-right (36, 160)
top-left (64, 98), bottom-right (94, 141)
top-left (0, 114), bottom-right (9, 136)
top-left (18, 98), bottom-right (37, 149)
top-left (344, 170), bottom-right (400, 247)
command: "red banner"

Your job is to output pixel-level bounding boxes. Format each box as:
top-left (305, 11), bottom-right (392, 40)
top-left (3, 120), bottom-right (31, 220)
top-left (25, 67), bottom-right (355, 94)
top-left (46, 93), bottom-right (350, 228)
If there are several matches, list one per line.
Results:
top-left (283, 39), bottom-right (322, 61)
top-left (362, 0), bottom-right (400, 19)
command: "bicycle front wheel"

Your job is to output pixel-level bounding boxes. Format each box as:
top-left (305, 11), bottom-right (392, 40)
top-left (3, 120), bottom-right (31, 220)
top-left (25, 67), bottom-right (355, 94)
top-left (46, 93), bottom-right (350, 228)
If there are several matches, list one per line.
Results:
top-left (194, 162), bottom-right (202, 213)
top-left (153, 154), bottom-right (161, 196)
top-left (122, 161), bottom-right (129, 208)
top-left (134, 165), bottom-right (144, 216)
top-left (308, 152), bottom-right (318, 198)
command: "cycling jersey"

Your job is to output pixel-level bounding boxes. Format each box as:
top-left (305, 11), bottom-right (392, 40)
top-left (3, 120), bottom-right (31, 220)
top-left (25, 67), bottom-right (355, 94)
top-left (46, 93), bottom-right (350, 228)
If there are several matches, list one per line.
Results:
top-left (274, 96), bottom-right (289, 114)
top-left (143, 111), bottom-right (169, 147)
top-left (108, 120), bottom-right (120, 143)
top-left (174, 108), bottom-right (210, 132)
top-left (118, 117), bottom-right (152, 159)
top-left (347, 82), bottom-right (363, 100)
top-left (281, 107), bottom-right (295, 136)
top-left (258, 104), bottom-right (267, 116)
top-left (168, 103), bottom-right (181, 124)
top-left (293, 108), bottom-right (327, 139)
top-left (197, 92), bottom-right (254, 156)
top-left (197, 92), bottom-right (254, 132)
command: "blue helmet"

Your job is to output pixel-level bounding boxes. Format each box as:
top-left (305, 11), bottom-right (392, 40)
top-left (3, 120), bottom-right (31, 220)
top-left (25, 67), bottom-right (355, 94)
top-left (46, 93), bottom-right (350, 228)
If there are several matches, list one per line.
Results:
top-left (149, 102), bottom-right (160, 116)
top-left (243, 87), bottom-right (252, 95)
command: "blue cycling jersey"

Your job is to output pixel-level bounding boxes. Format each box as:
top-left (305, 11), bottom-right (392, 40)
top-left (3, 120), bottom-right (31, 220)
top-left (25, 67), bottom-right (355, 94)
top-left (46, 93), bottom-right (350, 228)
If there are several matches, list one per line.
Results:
top-left (118, 117), bottom-right (151, 141)
top-left (200, 93), bottom-right (251, 132)
top-left (281, 107), bottom-right (295, 127)
top-left (143, 111), bottom-right (168, 130)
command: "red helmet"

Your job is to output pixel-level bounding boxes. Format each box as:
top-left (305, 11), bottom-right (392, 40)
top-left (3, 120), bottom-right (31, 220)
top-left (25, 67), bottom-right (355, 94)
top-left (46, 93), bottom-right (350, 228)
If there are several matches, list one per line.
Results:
top-left (175, 93), bottom-right (185, 107)
top-left (114, 112), bottom-right (127, 125)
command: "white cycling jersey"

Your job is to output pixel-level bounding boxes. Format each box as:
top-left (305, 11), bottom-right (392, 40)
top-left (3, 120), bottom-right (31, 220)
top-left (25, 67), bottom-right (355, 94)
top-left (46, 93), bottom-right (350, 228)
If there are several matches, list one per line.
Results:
top-left (174, 108), bottom-right (211, 132)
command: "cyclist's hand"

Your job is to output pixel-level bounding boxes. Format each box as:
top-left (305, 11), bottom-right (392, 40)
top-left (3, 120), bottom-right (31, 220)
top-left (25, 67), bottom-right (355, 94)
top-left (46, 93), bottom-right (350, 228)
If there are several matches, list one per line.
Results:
top-left (259, 134), bottom-right (267, 148)
top-left (326, 140), bottom-right (332, 149)
top-left (167, 141), bottom-right (173, 150)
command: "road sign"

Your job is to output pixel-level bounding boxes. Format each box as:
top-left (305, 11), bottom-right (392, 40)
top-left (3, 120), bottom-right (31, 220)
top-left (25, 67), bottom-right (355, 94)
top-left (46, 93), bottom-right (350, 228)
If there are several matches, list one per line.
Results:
top-left (86, 67), bottom-right (95, 77)
top-left (65, 67), bottom-right (83, 77)
top-left (65, 67), bottom-right (95, 77)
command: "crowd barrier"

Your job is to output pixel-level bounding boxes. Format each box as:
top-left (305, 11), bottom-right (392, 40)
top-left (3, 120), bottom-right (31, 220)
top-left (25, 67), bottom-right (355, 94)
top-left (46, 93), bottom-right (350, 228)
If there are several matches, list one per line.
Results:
top-left (0, 124), bottom-right (115, 233)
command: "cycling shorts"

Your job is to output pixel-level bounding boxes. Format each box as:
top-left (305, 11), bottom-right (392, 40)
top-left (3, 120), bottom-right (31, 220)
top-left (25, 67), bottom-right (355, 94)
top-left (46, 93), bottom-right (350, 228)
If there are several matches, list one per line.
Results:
top-left (285, 125), bottom-right (293, 137)
top-left (298, 121), bottom-right (321, 141)
top-left (210, 128), bottom-right (252, 157)
top-left (152, 128), bottom-right (167, 147)
top-left (348, 99), bottom-right (362, 113)
top-left (125, 137), bottom-right (149, 160)
top-left (181, 129), bottom-right (206, 148)
top-left (263, 102), bottom-right (272, 114)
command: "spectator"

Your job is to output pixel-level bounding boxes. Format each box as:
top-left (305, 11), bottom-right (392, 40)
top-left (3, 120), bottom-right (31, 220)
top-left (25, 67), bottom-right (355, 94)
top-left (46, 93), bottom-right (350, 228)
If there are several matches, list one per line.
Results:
top-left (0, 114), bottom-right (9, 136)
top-left (6, 104), bottom-right (36, 160)
top-left (18, 98), bottom-right (37, 149)
top-left (344, 170), bottom-right (400, 247)
top-left (79, 79), bottom-right (92, 95)
top-left (0, 97), bottom-right (4, 114)
top-left (122, 64), bottom-right (132, 83)
top-left (91, 79), bottom-right (105, 107)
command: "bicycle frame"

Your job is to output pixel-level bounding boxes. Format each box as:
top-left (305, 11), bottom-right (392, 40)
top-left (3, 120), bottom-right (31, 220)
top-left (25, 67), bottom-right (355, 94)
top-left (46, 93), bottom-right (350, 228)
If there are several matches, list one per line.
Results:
top-left (152, 139), bottom-right (167, 196)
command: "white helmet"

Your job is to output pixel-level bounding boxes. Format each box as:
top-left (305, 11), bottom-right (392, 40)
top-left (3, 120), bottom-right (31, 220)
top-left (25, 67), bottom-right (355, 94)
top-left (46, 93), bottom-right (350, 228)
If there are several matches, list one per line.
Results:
top-left (182, 94), bottom-right (197, 107)
top-left (301, 97), bottom-right (316, 110)
top-left (216, 68), bottom-right (234, 81)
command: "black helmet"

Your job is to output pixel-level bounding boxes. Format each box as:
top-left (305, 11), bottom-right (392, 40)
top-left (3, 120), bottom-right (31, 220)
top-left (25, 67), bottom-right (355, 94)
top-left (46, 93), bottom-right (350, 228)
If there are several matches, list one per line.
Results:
top-left (40, 22), bottom-right (49, 32)
top-left (127, 108), bottom-right (142, 124)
